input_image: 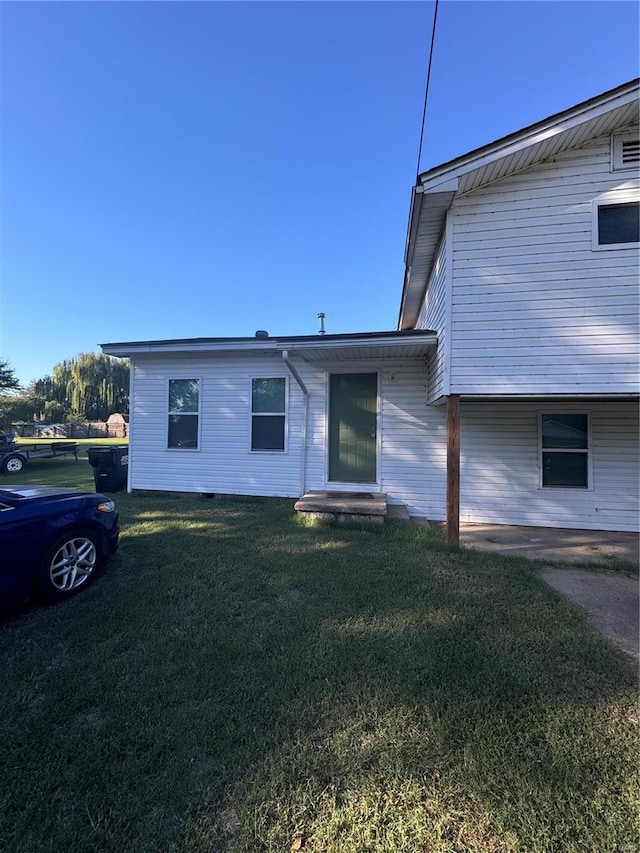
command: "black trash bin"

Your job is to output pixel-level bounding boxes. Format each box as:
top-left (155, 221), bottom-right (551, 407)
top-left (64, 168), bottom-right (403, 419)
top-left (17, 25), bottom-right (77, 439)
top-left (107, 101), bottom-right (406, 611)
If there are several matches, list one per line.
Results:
top-left (87, 446), bottom-right (129, 493)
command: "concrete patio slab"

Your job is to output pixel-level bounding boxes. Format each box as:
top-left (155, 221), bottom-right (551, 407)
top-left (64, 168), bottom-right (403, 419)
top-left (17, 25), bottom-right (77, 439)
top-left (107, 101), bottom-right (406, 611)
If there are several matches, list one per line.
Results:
top-left (458, 523), bottom-right (639, 567)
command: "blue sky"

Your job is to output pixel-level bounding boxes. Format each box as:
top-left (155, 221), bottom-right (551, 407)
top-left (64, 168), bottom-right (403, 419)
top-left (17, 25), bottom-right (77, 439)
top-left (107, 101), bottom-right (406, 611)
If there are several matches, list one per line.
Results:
top-left (1, 1), bottom-right (638, 386)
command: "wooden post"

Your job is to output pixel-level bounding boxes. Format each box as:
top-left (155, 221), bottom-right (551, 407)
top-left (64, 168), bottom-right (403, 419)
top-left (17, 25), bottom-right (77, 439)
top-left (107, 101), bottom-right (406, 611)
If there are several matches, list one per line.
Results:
top-left (446, 394), bottom-right (460, 548)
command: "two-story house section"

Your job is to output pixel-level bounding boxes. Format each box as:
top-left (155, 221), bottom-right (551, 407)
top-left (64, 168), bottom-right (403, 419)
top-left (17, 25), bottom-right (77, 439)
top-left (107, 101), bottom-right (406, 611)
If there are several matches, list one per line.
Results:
top-left (401, 79), bottom-right (639, 532)
top-left (103, 80), bottom-right (638, 535)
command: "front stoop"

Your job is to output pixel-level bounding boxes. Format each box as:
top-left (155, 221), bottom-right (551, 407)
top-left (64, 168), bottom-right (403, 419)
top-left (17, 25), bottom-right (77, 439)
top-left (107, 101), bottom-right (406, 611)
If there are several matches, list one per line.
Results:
top-left (294, 491), bottom-right (390, 524)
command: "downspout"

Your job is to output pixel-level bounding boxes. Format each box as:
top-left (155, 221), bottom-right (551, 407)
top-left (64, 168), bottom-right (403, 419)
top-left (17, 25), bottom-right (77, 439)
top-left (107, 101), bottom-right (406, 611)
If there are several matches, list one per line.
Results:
top-left (281, 350), bottom-right (308, 497)
top-left (126, 356), bottom-right (134, 493)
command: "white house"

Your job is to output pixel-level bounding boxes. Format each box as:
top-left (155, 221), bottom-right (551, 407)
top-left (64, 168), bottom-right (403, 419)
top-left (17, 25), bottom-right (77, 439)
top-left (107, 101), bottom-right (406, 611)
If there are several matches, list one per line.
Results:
top-left (102, 79), bottom-right (639, 534)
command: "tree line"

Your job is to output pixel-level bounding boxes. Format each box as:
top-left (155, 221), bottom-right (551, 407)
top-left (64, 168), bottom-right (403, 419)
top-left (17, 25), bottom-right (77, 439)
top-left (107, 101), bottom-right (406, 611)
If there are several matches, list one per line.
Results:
top-left (0, 353), bottom-right (129, 428)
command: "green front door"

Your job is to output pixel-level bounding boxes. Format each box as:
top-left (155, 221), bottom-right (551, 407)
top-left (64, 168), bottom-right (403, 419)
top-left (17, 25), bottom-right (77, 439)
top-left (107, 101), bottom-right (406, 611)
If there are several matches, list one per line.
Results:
top-left (328, 372), bottom-right (377, 483)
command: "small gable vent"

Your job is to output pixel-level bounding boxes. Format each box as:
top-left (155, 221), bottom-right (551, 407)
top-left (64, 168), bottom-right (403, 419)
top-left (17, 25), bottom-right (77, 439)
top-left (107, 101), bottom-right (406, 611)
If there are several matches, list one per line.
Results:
top-left (612, 132), bottom-right (640, 171)
top-left (621, 139), bottom-right (640, 165)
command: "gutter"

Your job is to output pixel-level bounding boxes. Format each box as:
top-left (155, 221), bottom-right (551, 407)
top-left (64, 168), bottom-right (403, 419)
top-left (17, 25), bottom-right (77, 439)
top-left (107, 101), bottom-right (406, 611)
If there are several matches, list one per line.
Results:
top-left (281, 350), bottom-right (308, 497)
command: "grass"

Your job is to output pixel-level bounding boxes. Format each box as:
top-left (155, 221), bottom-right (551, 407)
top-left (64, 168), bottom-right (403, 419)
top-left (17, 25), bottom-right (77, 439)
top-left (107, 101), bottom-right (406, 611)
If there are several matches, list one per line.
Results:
top-left (0, 457), bottom-right (638, 852)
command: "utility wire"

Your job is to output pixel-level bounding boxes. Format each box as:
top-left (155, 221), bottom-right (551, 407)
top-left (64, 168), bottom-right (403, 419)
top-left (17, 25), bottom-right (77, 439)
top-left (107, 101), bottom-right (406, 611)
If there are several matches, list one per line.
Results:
top-left (415, 0), bottom-right (439, 182)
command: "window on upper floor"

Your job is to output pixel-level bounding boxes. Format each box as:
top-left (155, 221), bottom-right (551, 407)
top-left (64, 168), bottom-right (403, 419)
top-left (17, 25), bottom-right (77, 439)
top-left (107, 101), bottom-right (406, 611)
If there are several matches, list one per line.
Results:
top-left (592, 198), bottom-right (640, 250)
top-left (168, 378), bottom-right (200, 449)
top-left (251, 377), bottom-right (287, 452)
top-left (539, 413), bottom-right (589, 489)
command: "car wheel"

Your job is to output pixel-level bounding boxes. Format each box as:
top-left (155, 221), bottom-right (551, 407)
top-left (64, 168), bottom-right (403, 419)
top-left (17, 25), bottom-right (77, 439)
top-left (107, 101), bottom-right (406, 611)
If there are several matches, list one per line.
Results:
top-left (3, 454), bottom-right (24, 473)
top-left (37, 529), bottom-right (101, 601)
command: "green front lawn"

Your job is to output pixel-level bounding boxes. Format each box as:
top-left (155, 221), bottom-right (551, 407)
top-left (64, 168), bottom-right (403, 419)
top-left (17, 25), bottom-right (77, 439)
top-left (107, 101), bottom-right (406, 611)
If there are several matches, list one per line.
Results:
top-left (0, 457), bottom-right (637, 852)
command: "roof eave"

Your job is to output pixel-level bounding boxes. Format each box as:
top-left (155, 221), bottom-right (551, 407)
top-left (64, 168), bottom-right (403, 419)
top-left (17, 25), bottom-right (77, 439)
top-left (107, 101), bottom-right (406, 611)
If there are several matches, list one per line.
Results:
top-left (101, 330), bottom-right (438, 359)
top-left (400, 78), bottom-right (640, 331)
top-left (417, 77), bottom-right (640, 191)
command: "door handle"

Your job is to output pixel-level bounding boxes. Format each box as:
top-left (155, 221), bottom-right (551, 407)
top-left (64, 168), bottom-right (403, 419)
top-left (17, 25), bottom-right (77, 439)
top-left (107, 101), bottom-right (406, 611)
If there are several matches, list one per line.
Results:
top-left (370, 432), bottom-right (376, 438)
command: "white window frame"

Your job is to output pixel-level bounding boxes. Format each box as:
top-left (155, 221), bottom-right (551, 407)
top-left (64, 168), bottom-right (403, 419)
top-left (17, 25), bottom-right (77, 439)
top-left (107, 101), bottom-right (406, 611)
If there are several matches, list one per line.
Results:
top-left (249, 376), bottom-right (288, 454)
top-left (592, 189), bottom-right (640, 251)
top-left (611, 131), bottom-right (640, 172)
top-left (166, 378), bottom-right (201, 452)
top-left (538, 410), bottom-right (592, 491)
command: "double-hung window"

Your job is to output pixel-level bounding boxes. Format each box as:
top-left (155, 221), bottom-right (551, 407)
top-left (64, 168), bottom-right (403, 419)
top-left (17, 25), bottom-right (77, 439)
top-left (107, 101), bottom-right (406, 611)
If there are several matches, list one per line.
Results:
top-left (540, 413), bottom-right (589, 489)
top-left (251, 377), bottom-right (286, 452)
top-left (168, 379), bottom-right (200, 449)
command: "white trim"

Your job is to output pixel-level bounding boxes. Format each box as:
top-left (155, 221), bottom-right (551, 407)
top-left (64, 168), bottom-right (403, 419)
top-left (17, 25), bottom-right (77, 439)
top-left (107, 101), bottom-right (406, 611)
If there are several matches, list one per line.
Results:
top-left (419, 82), bottom-right (639, 192)
top-left (166, 377), bottom-right (202, 452)
top-left (249, 375), bottom-right (289, 454)
top-left (537, 409), bottom-right (592, 490)
top-left (443, 207), bottom-right (454, 396)
top-left (591, 190), bottom-right (640, 251)
top-left (324, 369), bottom-right (380, 487)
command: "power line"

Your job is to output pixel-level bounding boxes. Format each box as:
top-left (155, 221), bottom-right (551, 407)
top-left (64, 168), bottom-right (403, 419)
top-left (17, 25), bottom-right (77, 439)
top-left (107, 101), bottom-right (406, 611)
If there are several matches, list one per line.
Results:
top-left (415, 0), bottom-right (440, 181)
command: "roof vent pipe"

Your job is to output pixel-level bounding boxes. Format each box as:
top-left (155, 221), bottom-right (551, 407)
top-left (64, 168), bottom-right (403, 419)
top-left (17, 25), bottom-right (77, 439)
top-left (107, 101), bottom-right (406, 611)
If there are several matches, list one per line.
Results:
top-left (317, 313), bottom-right (325, 335)
top-left (255, 330), bottom-right (269, 339)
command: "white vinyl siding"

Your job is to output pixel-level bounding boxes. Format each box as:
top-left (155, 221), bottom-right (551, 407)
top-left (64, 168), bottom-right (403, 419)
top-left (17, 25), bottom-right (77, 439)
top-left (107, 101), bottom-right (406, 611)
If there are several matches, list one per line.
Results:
top-left (459, 400), bottom-right (639, 532)
top-left (131, 355), bottom-right (303, 496)
top-left (449, 132), bottom-right (640, 395)
top-left (129, 355), bottom-right (638, 530)
top-left (129, 354), bottom-right (448, 519)
top-left (377, 362), bottom-right (447, 518)
top-left (416, 227), bottom-right (448, 403)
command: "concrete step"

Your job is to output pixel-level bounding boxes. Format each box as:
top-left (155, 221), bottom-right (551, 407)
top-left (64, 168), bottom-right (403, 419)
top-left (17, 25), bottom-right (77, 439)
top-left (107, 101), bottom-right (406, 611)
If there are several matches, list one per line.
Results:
top-left (386, 503), bottom-right (411, 522)
top-left (294, 491), bottom-right (388, 524)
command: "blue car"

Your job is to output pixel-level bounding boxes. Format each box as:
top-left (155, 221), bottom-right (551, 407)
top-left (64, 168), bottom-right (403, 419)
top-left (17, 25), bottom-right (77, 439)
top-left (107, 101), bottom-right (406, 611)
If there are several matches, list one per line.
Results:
top-left (0, 486), bottom-right (119, 609)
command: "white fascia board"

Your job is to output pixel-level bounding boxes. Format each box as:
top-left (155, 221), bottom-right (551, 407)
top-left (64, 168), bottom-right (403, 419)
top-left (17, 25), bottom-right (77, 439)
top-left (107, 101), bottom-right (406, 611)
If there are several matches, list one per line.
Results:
top-left (101, 340), bottom-right (280, 357)
top-left (422, 177), bottom-right (459, 194)
top-left (403, 186), bottom-right (455, 270)
top-left (419, 85), bottom-right (640, 192)
top-left (101, 333), bottom-right (438, 359)
top-left (282, 333), bottom-right (437, 352)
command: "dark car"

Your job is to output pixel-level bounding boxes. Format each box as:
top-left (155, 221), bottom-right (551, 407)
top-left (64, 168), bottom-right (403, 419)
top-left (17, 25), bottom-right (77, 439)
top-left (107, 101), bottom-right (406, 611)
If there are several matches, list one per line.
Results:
top-left (0, 486), bottom-right (119, 609)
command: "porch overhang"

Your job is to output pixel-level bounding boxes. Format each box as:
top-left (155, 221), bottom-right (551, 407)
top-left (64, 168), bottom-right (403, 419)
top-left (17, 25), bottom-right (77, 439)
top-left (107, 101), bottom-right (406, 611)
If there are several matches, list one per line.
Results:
top-left (281, 330), bottom-right (437, 362)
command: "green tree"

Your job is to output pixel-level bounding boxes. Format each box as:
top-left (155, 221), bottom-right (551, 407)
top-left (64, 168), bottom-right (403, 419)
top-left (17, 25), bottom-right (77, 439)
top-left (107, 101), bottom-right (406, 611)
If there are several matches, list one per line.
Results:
top-left (55, 353), bottom-right (129, 421)
top-left (0, 359), bottom-right (21, 394)
top-left (42, 400), bottom-right (68, 423)
top-left (21, 354), bottom-right (129, 423)
top-left (0, 395), bottom-right (32, 431)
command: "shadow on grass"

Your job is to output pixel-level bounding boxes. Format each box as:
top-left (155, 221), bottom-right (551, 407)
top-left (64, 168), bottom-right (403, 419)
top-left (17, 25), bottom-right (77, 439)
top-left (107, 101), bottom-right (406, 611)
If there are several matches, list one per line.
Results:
top-left (1, 494), bottom-right (637, 853)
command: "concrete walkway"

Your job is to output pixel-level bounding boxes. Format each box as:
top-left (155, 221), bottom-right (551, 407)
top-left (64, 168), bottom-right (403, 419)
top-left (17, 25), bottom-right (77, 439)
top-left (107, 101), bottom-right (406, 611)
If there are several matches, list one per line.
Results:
top-left (457, 522), bottom-right (639, 659)
top-left (539, 566), bottom-right (639, 660)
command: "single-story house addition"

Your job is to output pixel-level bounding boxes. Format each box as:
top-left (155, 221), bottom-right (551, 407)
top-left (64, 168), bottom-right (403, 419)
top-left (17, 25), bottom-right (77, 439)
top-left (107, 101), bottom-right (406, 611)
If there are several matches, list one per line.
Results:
top-left (102, 79), bottom-right (640, 536)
